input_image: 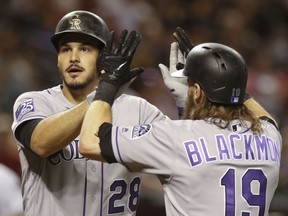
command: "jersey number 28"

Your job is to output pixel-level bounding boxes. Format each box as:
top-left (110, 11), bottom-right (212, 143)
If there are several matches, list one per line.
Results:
top-left (108, 177), bottom-right (141, 214)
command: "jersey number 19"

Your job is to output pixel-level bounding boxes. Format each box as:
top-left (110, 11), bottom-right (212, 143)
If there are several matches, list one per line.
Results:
top-left (221, 168), bottom-right (267, 216)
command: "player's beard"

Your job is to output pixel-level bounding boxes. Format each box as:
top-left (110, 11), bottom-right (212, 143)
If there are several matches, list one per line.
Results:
top-left (63, 71), bottom-right (96, 91)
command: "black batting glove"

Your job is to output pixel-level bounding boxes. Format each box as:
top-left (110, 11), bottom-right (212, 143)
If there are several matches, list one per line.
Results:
top-left (173, 27), bottom-right (194, 70)
top-left (93, 30), bottom-right (143, 105)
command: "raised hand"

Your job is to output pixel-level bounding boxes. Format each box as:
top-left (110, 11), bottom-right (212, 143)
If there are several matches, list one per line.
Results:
top-left (159, 42), bottom-right (188, 117)
top-left (173, 27), bottom-right (194, 59)
top-left (94, 30), bottom-right (143, 105)
top-left (99, 30), bottom-right (142, 80)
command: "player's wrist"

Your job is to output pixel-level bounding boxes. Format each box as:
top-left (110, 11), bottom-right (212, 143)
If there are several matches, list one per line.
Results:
top-left (93, 81), bottom-right (118, 106)
top-left (175, 97), bottom-right (187, 109)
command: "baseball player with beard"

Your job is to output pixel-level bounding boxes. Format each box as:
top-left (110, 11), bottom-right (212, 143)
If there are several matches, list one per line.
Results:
top-left (11, 10), bottom-right (172, 216)
top-left (79, 28), bottom-right (282, 216)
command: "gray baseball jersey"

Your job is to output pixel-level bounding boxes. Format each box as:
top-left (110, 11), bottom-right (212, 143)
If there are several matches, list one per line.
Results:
top-left (11, 85), bottom-right (168, 216)
top-left (108, 118), bottom-right (282, 216)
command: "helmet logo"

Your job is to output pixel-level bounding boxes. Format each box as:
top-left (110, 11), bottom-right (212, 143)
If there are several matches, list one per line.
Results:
top-left (230, 88), bottom-right (241, 104)
top-left (69, 15), bottom-right (81, 30)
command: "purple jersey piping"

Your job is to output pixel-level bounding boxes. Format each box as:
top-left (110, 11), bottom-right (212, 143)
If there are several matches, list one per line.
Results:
top-left (82, 168), bottom-right (87, 216)
top-left (115, 126), bottom-right (125, 164)
top-left (100, 162), bottom-right (104, 216)
top-left (115, 126), bottom-right (132, 171)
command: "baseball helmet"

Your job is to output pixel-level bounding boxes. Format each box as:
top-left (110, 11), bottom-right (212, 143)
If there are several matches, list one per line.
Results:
top-left (51, 10), bottom-right (109, 51)
top-left (172, 43), bottom-right (248, 105)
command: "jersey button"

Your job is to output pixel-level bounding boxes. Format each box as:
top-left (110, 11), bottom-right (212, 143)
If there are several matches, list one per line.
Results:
top-left (91, 166), bottom-right (97, 173)
top-left (91, 195), bottom-right (96, 202)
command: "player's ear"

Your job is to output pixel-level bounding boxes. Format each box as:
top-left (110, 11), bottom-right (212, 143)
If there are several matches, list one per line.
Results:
top-left (191, 83), bottom-right (199, 97)
top-left (187, 85), bottom-right (194, 99)
top-left (193, 83), bottom-right (203, 104)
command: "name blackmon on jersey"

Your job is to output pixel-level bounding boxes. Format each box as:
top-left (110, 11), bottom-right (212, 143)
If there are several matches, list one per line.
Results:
top-left (184, 133), bottom-right (280, 168)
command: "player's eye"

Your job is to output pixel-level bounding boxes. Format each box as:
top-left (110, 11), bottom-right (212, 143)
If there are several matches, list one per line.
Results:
top-left (59, 47), bottom-right (71, 53)
top-left (81, 46), bottom-right (91, 52)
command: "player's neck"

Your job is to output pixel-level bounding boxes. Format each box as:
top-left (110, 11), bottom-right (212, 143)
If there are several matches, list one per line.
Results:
top-left (61, 85), bottom-right (94, 105)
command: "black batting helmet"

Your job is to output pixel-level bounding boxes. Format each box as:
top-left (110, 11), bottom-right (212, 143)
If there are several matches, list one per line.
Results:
top-left (51, 10), bottom-right (109, 51)
top-left (172, 43), bottom-right (248, 105)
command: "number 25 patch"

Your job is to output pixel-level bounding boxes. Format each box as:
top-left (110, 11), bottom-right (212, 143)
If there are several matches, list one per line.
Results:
top-left (16, 98), bottom-right (35, 121)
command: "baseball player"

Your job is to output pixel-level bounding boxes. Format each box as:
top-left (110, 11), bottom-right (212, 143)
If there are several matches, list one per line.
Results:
top-left (79, 30), bottom-right (282, 215)
top-left (11, 10), bottom-right (170, 216)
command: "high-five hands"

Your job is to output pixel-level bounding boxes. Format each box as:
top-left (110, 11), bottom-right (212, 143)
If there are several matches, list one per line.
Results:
top-left (159, 27), bottom-right (195, 117)
top-left (159, 42), bottom-right (188, 115)
top-left (173, 27), bottom-right (194, 58)
top-left (94, 30), bottom-right (143, 105)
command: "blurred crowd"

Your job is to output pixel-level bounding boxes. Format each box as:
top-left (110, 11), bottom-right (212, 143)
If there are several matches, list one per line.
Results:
top-left (0, 0), bottom-right (288, 215)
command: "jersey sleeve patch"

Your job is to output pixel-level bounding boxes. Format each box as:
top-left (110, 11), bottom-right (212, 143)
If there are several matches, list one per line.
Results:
top-left (131, 124), bottom-right (151, 139)
top-left (15, 98), bottom-right (35, 122)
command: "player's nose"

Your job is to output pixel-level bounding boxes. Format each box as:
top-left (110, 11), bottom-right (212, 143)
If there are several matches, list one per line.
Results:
top-left (70, 49), bottom-right (80, 63)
